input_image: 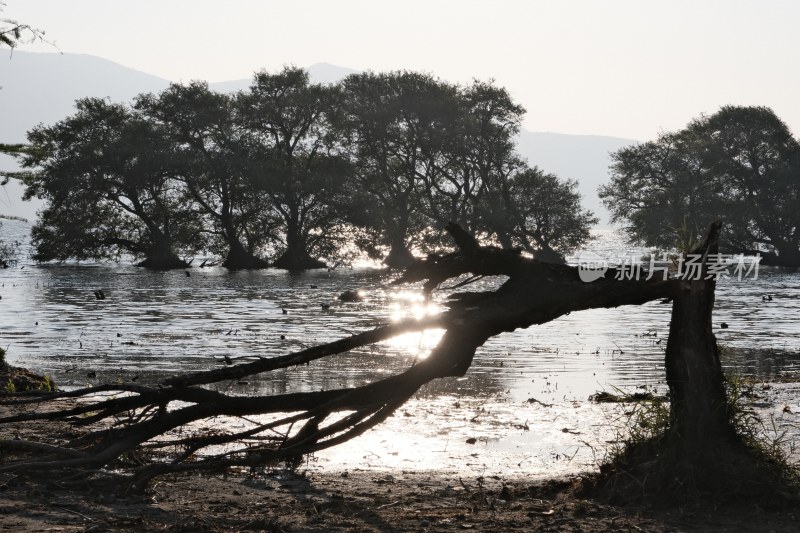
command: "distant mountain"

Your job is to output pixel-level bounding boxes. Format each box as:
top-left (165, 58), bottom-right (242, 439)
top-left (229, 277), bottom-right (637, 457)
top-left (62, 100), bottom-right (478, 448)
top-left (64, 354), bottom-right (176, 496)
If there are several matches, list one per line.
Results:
top-left (516, 131), bottom-right (636, 225)
top-left (0, 51), bottom-right (171, 144)
top-left (0, 55), bottom-right (357, 220)
top-left (0, 53), bottom-right (357, 144)
top-left (307, 63), bottom-right (360, 84)
top-left (0, 52), bottom-right (635, 224)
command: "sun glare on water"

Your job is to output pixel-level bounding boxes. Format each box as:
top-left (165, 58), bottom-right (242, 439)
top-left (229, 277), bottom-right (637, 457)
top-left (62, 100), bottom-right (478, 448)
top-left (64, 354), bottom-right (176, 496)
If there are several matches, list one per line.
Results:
top-left (384, 290), bottom-right (444, 359)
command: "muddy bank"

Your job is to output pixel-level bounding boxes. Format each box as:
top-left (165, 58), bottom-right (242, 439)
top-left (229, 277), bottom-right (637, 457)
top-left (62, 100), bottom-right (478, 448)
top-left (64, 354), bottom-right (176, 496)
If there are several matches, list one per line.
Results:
top-left (1, 468), bottom-right (798, 532)
top-left (0, 399), bottom-right (797, 532)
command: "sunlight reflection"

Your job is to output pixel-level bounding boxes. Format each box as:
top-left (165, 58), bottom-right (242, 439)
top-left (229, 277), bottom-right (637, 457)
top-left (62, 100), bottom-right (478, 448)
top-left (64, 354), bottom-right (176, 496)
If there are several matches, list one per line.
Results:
top-left (385, 289), bottom-right (444, 358)
top-left (383, 329), bottom-right (445, 359)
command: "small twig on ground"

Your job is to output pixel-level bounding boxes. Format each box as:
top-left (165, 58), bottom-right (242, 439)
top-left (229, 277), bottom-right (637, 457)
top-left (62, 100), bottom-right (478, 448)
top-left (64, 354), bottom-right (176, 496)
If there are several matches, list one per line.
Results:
top-left (377, 500), bottom-right (402, 509)
top-left (52, 504), bottom-right (96, 522)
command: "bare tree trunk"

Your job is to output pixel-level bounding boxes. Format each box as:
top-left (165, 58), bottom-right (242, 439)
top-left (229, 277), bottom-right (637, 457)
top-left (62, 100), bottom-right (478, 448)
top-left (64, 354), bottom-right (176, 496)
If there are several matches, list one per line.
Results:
top-left (665, 221), bottom-right (737, 482)
top-left (665, 280), bottom-right (733, 459)
top-left (384, 216), bottom-right (414, 269)
top-left (664, 221), bottom-right (736, 461)
top-left (385, 239), bottom-right (414, 269)
top-left (271, 208), bottom-right (326, 271)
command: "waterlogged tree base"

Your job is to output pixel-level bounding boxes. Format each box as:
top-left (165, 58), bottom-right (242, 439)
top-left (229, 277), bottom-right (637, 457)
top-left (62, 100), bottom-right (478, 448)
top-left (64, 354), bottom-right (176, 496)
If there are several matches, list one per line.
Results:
top-left (136, 253), bottom-right (190, 270)
top-left (221, 249), bottom-right (270, 270)
top-left (271, 251), bottom-right (327, 271)
top-left (0, 223), bottom-right (794, 505)
top-left (586, 224), bottom-right (799, 506)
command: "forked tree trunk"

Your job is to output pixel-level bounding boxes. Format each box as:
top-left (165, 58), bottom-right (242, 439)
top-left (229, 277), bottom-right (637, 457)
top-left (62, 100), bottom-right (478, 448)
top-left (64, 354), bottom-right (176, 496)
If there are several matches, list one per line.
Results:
top-left (384, 216), bottom-right (414, 269)
top-left (219, 212), bottom-right (268, 270)
top-left (271, 212), bottom-right (327, 271)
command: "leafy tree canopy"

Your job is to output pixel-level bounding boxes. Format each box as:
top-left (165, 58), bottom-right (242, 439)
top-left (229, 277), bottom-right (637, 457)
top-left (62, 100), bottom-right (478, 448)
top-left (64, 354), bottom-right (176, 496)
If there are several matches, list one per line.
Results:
top-left (600, 106), bottom-right (800, 265)
top-left (8, 67), bottom-right (598, 269)
top-left (14, 98), bottom-right (202, 267)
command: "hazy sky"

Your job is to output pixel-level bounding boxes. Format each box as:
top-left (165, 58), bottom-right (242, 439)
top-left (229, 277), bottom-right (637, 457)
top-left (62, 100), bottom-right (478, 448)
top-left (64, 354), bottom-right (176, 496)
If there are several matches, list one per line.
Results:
top-left (5, 0), bottom-right (800, 140)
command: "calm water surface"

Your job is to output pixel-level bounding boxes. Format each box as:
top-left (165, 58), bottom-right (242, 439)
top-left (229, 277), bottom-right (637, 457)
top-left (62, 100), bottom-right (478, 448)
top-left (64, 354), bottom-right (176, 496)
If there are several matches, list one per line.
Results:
top-left (1, 219), bottom-right (798, 476)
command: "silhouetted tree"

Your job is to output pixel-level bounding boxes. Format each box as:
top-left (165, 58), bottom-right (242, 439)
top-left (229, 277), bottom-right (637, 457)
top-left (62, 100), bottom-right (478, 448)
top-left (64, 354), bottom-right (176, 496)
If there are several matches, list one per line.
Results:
top-left (601, 106), bottom-right (800, 265)
top-left (424, 80), bottom-right (594, 261)
top-left (431, 80), bottom-right (526, 248)
top-left (5, 65), bottom-right (598, 270)
top-left (506, 165), bottom-right (598, 262)
top-left (137, 83), bottom-right (271, 269)
top-left (337, 71), bottom-right (458, 267)
top-left (704, 106), bottom-right (800, 265)
top-left (238, 67), bottom-right (348, 270)
top-left (601, 126), bottom-right (726, 250)
top-left (12, 99), bottom-right (202, 268)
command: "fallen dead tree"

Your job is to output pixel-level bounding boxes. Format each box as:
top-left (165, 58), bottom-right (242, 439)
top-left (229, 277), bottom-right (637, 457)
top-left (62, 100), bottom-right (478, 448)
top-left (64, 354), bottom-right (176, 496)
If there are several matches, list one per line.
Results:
top-left (0, 222), bottom-right (793, 502)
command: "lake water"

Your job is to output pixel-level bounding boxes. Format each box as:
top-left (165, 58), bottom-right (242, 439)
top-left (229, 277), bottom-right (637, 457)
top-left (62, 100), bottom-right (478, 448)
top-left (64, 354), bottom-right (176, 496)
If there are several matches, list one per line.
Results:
top-left (1, 218), bottom-right (798, 477)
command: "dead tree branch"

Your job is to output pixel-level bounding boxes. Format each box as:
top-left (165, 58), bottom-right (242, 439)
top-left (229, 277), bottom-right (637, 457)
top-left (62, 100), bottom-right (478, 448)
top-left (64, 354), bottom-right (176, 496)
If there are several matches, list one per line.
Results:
top-left (0, 223), bottom-right (685, 489)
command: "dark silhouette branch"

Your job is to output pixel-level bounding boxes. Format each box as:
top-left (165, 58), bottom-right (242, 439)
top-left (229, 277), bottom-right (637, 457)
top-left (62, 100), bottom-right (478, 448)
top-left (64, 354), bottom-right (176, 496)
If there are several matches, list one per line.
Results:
top-left (0, 223), bottom-right (686, 489)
